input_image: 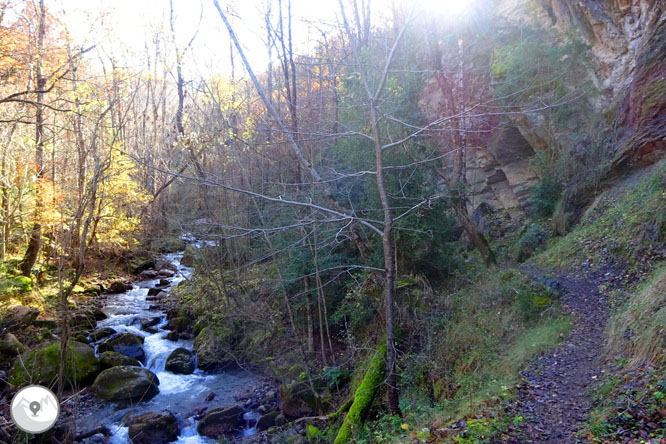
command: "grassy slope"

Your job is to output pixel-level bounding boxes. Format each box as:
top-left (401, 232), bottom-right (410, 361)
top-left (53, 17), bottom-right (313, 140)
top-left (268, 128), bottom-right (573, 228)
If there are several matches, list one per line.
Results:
top-left (356, 162), bottom-right (666, 443)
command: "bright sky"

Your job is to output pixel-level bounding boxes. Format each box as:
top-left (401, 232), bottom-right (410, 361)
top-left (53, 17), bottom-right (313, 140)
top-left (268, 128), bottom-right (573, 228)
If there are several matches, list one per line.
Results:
top-left (51, 0), bottom-right (345, 77)
top-left (48, 0), bottom-right (473, 77)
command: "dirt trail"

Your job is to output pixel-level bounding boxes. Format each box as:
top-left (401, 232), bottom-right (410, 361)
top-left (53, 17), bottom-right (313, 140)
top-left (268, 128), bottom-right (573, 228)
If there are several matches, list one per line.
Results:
top-left (515, 267), bottom-right (609, 443)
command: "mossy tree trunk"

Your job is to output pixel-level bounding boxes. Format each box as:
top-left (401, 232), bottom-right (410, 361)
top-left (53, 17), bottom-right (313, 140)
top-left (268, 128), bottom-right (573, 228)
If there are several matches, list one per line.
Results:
top-left (333, 345), bottom-right (386, 444)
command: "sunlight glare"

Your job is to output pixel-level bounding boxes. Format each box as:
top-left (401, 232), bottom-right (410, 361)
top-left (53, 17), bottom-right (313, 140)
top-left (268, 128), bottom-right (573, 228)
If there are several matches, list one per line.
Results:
top-left (420, 0), bottom-right (473, 17)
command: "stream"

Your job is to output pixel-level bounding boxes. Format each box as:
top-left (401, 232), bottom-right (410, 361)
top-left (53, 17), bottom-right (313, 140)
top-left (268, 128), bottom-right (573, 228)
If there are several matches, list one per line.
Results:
top-left (76, 239), bottom-right (262, 443)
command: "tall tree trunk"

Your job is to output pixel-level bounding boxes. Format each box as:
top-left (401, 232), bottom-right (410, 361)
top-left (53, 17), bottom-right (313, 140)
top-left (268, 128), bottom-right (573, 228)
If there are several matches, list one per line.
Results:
top-left (369, 100), bottom-right (400, 414)
top-left (20, 0), bottom-right (46, 277)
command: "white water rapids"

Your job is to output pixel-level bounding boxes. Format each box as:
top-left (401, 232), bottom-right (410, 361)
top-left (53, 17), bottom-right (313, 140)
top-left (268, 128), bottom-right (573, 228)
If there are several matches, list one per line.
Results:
top-left (76, 240), bottom-right (261, 443)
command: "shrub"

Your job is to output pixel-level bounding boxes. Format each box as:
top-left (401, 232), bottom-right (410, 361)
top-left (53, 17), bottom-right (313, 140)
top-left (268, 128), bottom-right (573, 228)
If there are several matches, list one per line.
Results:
top-left (530, 178), bottom-right (563, 218)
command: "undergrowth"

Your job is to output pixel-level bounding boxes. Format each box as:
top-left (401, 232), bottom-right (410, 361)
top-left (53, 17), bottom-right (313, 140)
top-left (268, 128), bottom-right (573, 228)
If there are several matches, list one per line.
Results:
top-left (537, 161), bottom-right (666, 271)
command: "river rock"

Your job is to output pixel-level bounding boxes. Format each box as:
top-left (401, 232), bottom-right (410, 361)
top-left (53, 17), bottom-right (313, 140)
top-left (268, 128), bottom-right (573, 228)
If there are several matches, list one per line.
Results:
top-left (180, 248), bottom-right (196, 267)
top-left (147, 287), bottom-right (162, 296)
top-left (154, 258), bottom-right (177, 272)
top-left (0, 333), bottom-right (25, 356)
top-left (164, 347), bottom-right (195, 374)
top-left (32, 316), bottom-right (58, 329)
top-left (196, 406), bottom-right (245, 438)
top-left (79, 433), bottom-right (107, 444)
top-left (91, 327), bottom-right (116, 342)
top-left (70, 310), bottom-right (97, 331)
top-left (193, 319), bottom-right (208, 336)
top-left (163, 331), bottom-right (179, 341)
top-left (90, 307), bottom-right (107, 321)
top-left (92, 366), bottom-right (159, 402)
top-left (129, 259), bottom-right (155, 275)
top-left (107, 280), bottom-right (130, 293)
top-left (139, 269), bottom-right (159, 279)
top-left (98, 333), bottom-right (146, 362)
top-left (166, 315), bottom-right (190, 332)
top-left (158, 269), bottom-right (175, 279)
top-left (194, 327), bottom-right (232, 370)
top-left (257, 409), bottom-right (280, 431)
top-left (139, 317), bottom-right (161, 331)
top-left (100, 351), bottom-right (141, 368)
top-left (2, 305), bottom-right (39, 329)
top-left (9, 341), bottom-right (100, 387)
top-left (128, 410), bottom-right (178, 444)
top-left (279, 380), bottom-right (328, 418)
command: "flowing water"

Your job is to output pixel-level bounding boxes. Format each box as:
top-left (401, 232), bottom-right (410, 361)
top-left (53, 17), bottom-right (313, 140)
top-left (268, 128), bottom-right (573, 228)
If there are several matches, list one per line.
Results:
top-left (76, 240), bottom-right (261, 443)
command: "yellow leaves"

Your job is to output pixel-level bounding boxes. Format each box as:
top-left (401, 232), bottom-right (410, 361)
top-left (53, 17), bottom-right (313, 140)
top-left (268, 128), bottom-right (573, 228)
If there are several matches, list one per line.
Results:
top-left (93, 145), bottom-right (149, 248)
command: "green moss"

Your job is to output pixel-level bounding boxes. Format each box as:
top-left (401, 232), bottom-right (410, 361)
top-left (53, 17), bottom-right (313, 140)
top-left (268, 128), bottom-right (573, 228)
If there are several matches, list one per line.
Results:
top-left (334, 344), bottom-right (386, 444)
top-left (537, 162), bottom-right (666, 270)
top-left (306, 424), bottom-right (321, 441)
top-left (10, 341), bottom-right (100, 388)
top-left (193, 319), bottom-right (208, 336)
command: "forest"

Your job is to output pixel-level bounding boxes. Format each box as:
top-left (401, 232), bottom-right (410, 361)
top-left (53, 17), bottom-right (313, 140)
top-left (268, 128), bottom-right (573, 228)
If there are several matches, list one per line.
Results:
top-left (0, 0), bottom-right (664, 443)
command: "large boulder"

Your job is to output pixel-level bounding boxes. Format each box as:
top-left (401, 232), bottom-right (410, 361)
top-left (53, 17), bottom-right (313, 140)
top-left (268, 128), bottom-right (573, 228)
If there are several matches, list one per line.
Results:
top-left (98, 333), bottom-right (146, 362)
top-left (1, 305), bottom-right (39, 329)
top-left (129, 259), bottom-right (155, 275)
top-left (9, 341), bottom-right (100, 387)
top-left (90, 307), bottom-right (107, 321)
top-left (194, 327), bottom-right (233, 370)
top-left (179, 248), bottom-right (196, 267)
top-left (128, 410), bottom-right (178, 444)
top-left (257, 409), bottom-right (280, 431)
top-left (279, 381), bottom-right (329, 418)
top-left (107, 280), bottom-right (131, 293)
top-left (196, 406), bottom-right (245, 438)
top-left (90, 327), bottom-right (116, 342)
top-left (0, 333), bottom-right (25, 356)
top-left (165, 348), bottom-right (195, 374)
top-left (100, 351), bottom-right (141, 369)
top-left (70, 310), bottom-right (97, 331)
top-left (93, 366), bottom-right (159, 402)
top-left (139, 317), bottom-right (161, 331)
top-left (166, 315), bottom-right (190, 333)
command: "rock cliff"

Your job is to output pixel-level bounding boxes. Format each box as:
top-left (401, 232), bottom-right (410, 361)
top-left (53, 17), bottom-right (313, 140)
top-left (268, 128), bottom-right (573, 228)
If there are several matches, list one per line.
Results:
top-left (422, 0), bottom-right (665, 222)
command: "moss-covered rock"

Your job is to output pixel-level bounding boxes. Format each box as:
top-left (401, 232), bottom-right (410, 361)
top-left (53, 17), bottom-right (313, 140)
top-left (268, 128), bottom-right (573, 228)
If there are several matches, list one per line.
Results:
top-left (129, 259), bottom-right (155, 275)
top-left (9, 341), bottom-right (100, 388)
top-left (193, 319), bottom-right (208, 336)
top-left (100, 351), bottom-right (141, 369)
top-left (90, 327), bottom-right (116, 342)
top-left (194, 327), bottom-right (232, 370)
top-left (179, 247), bottom-right (197, 267)
top-left (257, 409), bottom-right (280, 431)
top-left (107, 280), bottom-right (131, 293)
top-left (98, 333), bottom-right (146, 362)
top-left (164, 347), bottom-right (195, 374)
top-left (279, 380), bottom-right (331, 418)
top-left (70, 311), bottom-right (98, 332)
top-left (92, 366), bottom-right (159, 402)
top-left (197, 406), bottom-right (245, 438)
top-left (1, 305), bottom-right (39, 330)
top-left (166, 315), bottom-right (190, 333)
top-left (128, 410), bottom-right (178, 444)
top-left (0, 333), bottom-right (25, 356)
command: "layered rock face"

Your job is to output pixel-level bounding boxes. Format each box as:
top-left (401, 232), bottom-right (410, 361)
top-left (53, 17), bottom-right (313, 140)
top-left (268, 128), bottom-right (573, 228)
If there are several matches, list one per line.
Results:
top-left (516, 0), bottom-right (666, 169)
top-left (422, 0), bottom-right (665, 220)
